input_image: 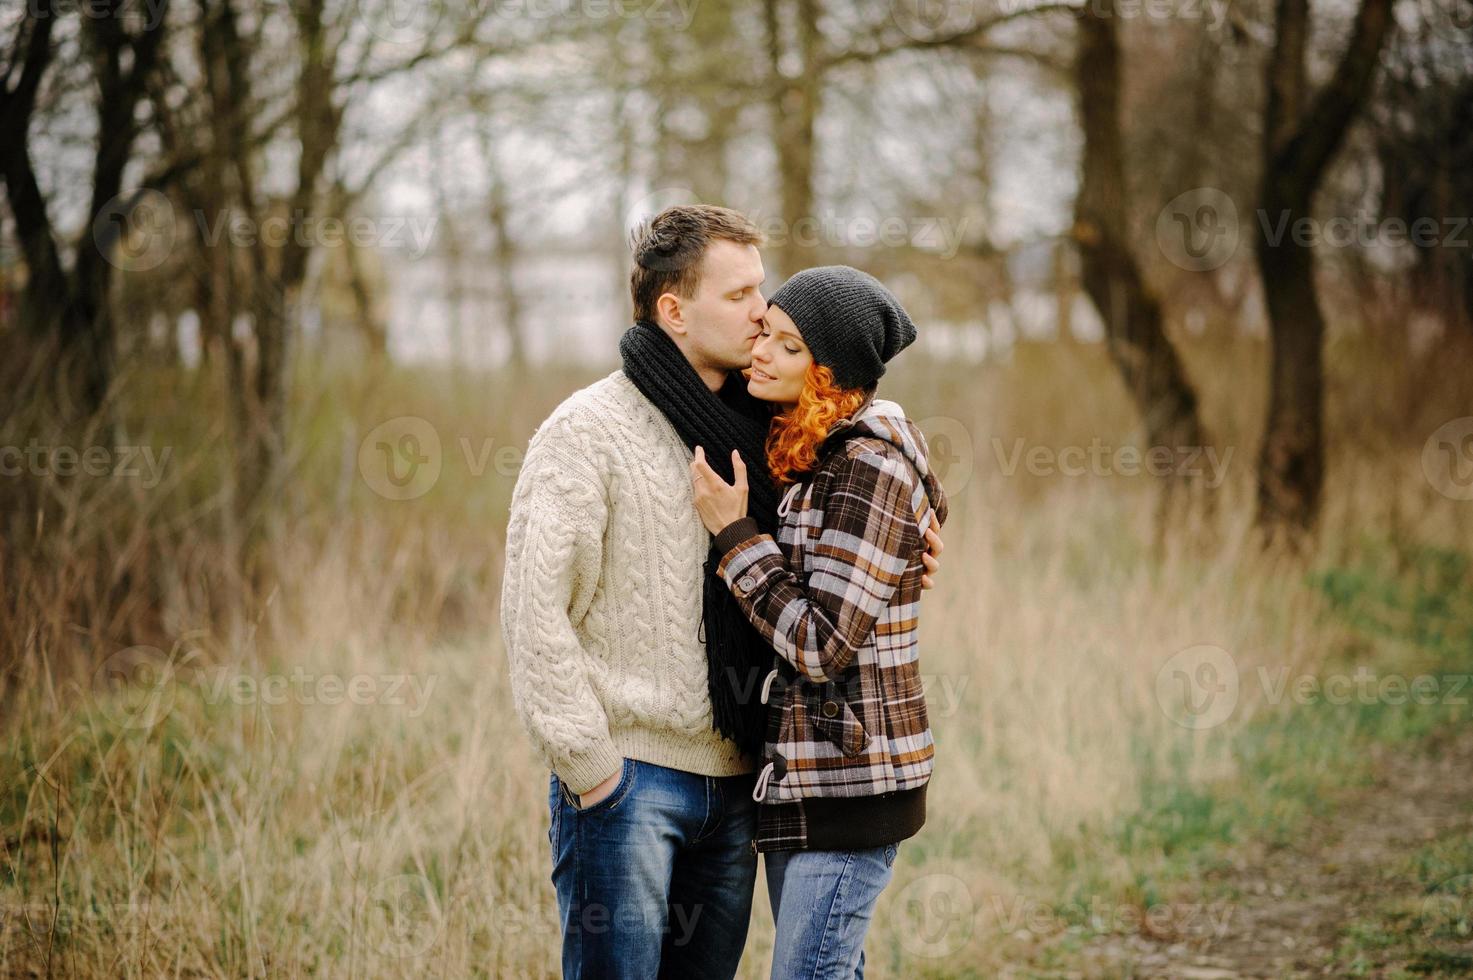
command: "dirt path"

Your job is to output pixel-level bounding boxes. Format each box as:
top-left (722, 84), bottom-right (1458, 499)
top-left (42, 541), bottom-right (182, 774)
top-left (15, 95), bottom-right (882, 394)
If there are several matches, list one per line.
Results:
top-left (1037, 725), bottom-right (1473, 979)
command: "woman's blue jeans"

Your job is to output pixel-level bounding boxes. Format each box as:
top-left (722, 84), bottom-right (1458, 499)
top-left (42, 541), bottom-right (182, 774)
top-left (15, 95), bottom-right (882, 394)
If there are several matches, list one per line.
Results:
top-left (763, 842), bottom-right (900, 979)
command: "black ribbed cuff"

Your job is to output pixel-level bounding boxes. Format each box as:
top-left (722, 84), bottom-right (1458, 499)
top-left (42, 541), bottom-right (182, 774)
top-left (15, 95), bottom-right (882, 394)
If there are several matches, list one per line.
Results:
top-left (714, 516), bottom-right (762, 557)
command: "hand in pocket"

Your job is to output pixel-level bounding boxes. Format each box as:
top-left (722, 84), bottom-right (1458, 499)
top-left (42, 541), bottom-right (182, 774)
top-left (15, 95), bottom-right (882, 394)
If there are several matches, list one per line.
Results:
top-left (577, 763), bottom-right (624, 808)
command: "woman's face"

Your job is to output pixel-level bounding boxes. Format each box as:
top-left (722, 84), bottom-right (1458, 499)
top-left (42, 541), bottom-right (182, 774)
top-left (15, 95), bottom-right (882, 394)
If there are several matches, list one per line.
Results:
top-left (748, 304), bottom-right (812, 405)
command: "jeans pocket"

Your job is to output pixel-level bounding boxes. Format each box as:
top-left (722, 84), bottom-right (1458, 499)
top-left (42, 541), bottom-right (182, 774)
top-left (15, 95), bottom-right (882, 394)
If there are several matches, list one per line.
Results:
top-left (572, 758), bottom-right (637, 815)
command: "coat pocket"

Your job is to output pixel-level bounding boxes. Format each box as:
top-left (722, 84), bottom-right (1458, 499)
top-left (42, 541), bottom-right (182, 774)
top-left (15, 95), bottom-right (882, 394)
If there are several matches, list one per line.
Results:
top-left (809, 681), bottom-right (870, 757)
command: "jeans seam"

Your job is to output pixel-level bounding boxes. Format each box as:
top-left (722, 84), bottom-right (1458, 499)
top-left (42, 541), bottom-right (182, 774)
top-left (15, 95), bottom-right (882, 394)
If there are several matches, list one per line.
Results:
top-left (809, 850), bottom-right (857, 979)
top-left (572, 794), bottom-right (585, 968)
top-left (693, 776), bottom-right (722, 844)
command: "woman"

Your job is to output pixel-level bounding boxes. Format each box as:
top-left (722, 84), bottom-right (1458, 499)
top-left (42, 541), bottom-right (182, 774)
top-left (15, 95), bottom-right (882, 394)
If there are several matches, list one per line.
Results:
top-left (689, 265), bottom-right (948, 979)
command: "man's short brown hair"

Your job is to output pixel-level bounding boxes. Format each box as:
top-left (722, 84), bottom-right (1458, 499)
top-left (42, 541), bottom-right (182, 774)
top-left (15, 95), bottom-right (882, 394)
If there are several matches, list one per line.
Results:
top-left (629, 205), bottom-right (763, 323)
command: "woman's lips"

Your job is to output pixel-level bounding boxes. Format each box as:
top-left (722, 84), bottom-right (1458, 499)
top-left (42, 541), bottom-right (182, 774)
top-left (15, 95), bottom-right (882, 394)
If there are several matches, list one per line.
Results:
top-left (751, 368), bottom-right (776, 381)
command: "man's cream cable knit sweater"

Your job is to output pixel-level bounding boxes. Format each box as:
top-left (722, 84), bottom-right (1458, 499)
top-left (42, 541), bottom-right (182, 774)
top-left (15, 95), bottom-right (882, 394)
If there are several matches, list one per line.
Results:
top-left (500, 370), bottom-right (755, 794)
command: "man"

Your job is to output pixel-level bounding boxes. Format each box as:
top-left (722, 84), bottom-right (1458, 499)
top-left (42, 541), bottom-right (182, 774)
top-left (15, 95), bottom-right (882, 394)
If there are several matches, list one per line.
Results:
top-left (501, 205), bottom-right (942, 978)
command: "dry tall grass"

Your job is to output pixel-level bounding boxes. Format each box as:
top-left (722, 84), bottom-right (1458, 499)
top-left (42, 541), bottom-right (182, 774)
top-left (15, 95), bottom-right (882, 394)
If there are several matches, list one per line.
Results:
top-left (3, 330), bottom-right (1471, 977)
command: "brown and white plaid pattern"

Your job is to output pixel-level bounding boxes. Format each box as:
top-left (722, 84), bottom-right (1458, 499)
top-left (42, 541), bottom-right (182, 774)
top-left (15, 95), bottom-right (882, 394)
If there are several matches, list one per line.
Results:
top-left (715, 401), bottom-right (947, 847)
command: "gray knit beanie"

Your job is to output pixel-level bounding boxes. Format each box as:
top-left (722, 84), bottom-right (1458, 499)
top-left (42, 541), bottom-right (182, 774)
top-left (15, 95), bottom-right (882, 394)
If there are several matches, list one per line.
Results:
top-left (766, 265), bottom-right (917, 390)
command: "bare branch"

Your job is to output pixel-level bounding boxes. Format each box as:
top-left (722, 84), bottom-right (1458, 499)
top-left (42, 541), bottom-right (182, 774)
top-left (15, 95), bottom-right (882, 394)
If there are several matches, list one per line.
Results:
top-left (822, 3), bottom-right (1080, 71)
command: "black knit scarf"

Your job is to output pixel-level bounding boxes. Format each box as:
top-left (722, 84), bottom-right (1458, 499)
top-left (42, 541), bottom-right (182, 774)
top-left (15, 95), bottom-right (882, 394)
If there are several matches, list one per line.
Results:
top-left (619, 320), bottom-right (779, 757)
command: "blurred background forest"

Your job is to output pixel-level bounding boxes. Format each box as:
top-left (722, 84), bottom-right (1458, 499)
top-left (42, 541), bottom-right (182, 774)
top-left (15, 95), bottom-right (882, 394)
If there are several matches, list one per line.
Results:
top-left (2, 0), bottom-right (1472, 975)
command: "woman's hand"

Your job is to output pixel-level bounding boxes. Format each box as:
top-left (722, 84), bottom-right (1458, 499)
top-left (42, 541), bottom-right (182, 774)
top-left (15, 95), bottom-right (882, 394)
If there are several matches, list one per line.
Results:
top-left (921, 516), bottom-right (944, 590)
top-left (690, 446), bottom-right (749, 536)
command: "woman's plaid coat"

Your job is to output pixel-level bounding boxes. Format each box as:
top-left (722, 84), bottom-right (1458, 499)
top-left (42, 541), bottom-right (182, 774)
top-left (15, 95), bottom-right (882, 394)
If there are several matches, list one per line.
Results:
top-left (711, 395), bottom-right (948, 850)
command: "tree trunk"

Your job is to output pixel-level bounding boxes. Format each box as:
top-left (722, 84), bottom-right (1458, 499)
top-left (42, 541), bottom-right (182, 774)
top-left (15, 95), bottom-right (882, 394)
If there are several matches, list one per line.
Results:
top-left (0, 0), bottom-right (167, 421)
top-left (489, 178), bottom-right (526, 369)
top-left (343, 235), bottom-right (389, 360)
top-left (765, 0), bottom-right (820, 279)
top-left (1253, 0), bottom-right (1394, 545)
top-left (1073, 0), bottom-right (1210, 519)
top-left (481, 114), bottom-right (526, 368)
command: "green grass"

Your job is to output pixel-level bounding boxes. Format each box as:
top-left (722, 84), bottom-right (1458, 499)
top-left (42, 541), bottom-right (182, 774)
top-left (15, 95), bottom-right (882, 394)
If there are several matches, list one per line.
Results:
top-left (1334, 832), bottom-right (1473, 976)
top-left (1035, 539), bottom-right (1473, 954)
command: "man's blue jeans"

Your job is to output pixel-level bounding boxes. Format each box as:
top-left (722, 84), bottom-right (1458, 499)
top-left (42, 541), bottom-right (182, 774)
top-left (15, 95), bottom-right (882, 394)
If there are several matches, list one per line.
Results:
top-left (763, 843), bottom-right (900, 979)
top-left (548, 758), bottom-right (759, 979)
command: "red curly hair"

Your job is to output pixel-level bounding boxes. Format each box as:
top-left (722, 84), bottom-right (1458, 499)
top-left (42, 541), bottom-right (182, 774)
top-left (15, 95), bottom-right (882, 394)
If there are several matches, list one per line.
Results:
top-left (765, 363), bottom-right (871, 486)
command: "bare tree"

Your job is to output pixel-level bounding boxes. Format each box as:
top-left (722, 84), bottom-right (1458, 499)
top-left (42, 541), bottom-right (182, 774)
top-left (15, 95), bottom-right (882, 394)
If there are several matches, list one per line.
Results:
top-left (0, 0), bottom-right (170, 420)
top-left (1253, 0), bottom-right (1394, 544)
top-left (1073, 0), bottom-right (1211, 527)
top-left (478, 105), bottom-right (526, 368)
top-left (765, 0), bottom-right (820, 279)
top-left (1372, 30), bottom-right (1473, 340)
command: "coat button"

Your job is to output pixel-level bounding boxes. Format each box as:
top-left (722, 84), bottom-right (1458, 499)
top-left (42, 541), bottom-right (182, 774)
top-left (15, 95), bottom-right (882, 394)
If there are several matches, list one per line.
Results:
top-left (821, 700), bottom-right (839, 718)
top-left (737, 575), bottom-right (756, 594)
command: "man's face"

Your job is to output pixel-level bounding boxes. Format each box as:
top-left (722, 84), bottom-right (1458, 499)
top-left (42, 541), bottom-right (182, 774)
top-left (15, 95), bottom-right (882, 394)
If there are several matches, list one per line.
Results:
top-left (673, 239), bottom-right (767, 374)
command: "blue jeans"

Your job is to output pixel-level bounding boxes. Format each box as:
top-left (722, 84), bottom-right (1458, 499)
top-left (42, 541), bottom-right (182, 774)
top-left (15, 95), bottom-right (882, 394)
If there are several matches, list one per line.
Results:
top-left (763, 843), bottom-right (900, 980)
top-left (548, 758), bottom-right (759, 979)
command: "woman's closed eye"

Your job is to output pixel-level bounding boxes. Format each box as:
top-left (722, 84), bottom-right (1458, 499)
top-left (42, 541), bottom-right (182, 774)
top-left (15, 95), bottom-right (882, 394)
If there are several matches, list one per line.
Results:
top-left (759, 326), bottom-right (800, 355)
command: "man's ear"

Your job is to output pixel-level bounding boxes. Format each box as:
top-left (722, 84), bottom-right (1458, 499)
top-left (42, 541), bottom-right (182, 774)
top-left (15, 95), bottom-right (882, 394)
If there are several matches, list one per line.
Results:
top-left (656, 292), bottom-right (686, 335)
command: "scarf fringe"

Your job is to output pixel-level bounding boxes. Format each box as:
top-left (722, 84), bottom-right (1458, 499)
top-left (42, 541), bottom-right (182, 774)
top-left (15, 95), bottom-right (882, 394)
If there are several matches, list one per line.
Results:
top-left (621, 320), bottom-right (781, 758)
top-left (702, 550), bottom-right (771, 757)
